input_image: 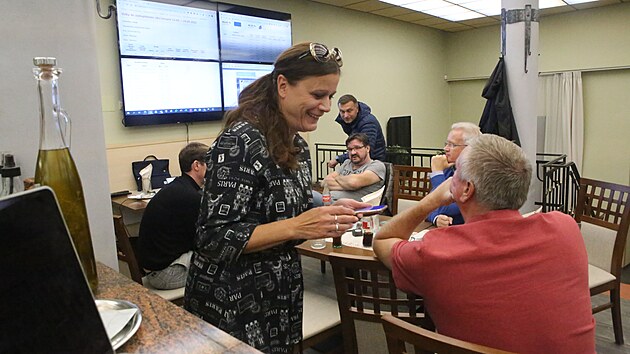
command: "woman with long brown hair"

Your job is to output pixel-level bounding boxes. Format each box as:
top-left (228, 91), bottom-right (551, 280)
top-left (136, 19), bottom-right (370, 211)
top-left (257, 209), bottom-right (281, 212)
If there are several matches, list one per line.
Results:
top-left (185, 42), bottom-right (368, 353)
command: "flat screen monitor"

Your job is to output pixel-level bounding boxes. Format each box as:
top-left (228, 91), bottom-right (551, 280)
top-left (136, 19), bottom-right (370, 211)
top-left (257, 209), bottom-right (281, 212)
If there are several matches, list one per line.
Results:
top-left (219, 10), bottom-right (292, 63)
top-left (115, 0), bottom-right (292, 127)
top-left (221, 63), bottom-right (274, 109)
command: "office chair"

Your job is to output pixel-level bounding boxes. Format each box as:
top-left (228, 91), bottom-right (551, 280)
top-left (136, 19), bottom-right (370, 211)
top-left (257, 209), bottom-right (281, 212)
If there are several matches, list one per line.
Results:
top-left (574, 177), bottom-right (630, 344)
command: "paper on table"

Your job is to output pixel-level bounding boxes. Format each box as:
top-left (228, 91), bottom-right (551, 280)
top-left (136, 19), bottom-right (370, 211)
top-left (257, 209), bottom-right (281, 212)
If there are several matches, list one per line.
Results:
top-left (98, 307), bottom-right (138, 340)
top-left (128, 188), bottom-right (160, 200)
top-left (139, 164), bottom-right (152, 195)
top-left (409, 229), bottom-right (430, 242)
top-left (324, 228), bottom-right (433, 250)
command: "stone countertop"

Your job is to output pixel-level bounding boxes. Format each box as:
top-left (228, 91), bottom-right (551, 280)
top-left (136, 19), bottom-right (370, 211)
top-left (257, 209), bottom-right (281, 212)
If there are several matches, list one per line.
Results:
top-left (95, 263), bottom-right (260, 354)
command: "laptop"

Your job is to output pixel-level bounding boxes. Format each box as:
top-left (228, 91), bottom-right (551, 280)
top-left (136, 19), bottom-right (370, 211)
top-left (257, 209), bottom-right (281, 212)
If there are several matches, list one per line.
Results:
top-left (0, 187), bottom-right (114, 353)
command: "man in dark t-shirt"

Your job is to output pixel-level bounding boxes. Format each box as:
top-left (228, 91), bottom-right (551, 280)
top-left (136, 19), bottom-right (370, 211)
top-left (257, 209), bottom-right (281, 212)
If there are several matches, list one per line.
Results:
top-left (138, 142), bottom-right (208, 289)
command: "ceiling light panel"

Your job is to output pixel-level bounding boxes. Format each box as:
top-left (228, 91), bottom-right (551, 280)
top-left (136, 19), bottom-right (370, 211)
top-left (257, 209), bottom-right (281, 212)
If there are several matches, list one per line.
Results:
top-left (402, 0), bottom-right (451, 12)
top-left (378, 0), bottom-right (599, 25)
top-left (564, 0), bottom-right (599, 3)
top-left (540, 0), bottom-right (569, 8)
top-left (440, 10), bottom-right (485, 21)
top-left (456, 0), bottom-right (501, 15)
top-left (379, 0), bottom-right (417, 5)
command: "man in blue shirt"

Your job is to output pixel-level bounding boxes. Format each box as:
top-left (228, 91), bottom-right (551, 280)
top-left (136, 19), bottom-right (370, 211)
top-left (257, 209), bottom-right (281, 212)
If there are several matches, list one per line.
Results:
top-left (427, 122), bottom-right (481, 227)
top-left (328, 94), bottom-right (386, 168)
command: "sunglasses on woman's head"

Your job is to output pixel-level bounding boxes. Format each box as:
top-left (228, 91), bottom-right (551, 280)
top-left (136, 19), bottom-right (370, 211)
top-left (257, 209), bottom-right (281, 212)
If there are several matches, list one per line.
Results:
top-left (298, 43), bottom-right (343, 67)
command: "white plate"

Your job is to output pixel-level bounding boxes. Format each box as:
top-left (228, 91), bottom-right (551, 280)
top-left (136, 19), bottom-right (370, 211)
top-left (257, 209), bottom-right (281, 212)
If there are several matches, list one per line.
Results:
top-left (96, 299), bottom-right (142, 350)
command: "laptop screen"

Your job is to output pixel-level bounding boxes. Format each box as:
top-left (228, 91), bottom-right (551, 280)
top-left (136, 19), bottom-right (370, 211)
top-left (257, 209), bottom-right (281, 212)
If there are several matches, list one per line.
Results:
top-left (0, 187), bottom-right (113, 353)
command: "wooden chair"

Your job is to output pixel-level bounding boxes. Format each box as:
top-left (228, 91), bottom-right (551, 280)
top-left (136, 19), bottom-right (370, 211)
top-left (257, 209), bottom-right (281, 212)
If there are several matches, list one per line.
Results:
top-left (574, 178), bottom-right (630, 344)
top-left (329, 253), bottom-right (433, 354)
top-left (299, 290), bottom-right (342, 353)
top-left (381, 314), bottom-right (515, 354)
top-left (113, 215), bottom-right (185, 306)
top-left (392, 165), bottom-right (432, 215)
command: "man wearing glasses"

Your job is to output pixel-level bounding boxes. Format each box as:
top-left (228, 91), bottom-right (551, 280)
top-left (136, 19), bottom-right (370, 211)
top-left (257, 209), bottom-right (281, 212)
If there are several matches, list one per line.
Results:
top-left (427, 122), bottom-right (481, 227)
top-left (327, 94), bottom-right (386, 168)
top-left (324, 133), bottom-right (386, 202)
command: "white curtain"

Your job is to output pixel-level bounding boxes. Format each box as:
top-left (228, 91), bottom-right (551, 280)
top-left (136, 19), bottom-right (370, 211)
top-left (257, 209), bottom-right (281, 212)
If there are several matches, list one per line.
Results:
top-left (538, 72), bottom-right (584, 171)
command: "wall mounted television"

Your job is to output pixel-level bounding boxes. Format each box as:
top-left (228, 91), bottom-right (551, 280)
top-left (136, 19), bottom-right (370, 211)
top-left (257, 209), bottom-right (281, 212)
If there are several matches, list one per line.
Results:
top-left (115, 0), bottom-right (292, 126)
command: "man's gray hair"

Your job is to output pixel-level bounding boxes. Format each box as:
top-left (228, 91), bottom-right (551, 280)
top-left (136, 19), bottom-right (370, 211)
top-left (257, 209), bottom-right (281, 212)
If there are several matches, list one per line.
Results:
top-left (458, 134), bottom-right (532, 210)
top-left (451, 122), bottom-right (481, 144)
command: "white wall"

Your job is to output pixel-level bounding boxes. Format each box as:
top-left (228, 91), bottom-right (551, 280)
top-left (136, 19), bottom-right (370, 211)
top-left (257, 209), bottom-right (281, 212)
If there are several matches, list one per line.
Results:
top-left (446, 3), bottom-right (630, 185)
top-left (0, 1), bottom-right (117, 268)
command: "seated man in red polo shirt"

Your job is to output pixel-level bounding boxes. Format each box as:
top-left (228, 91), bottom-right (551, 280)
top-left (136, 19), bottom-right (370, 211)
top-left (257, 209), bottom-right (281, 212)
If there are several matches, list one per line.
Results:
top-left (373, 134), bottom-right (595, 354)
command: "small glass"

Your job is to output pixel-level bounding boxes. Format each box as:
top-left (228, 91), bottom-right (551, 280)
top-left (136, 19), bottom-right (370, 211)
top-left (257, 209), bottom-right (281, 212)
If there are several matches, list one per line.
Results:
top-left (311, 239), bottom-right (326, 249)
top-left (371, 215), bottom-right (380, 234)
top-left (332, 236), bottom-right (342, 248)
top-left (362, 229), bottom-right (373, 247)
top-left (361, 218), bottom-right (374, 247)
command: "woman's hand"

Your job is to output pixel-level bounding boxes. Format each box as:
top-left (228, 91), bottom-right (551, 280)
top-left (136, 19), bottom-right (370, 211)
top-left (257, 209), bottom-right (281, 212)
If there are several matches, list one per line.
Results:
top-left (289, 205), bottom-right (359, 240)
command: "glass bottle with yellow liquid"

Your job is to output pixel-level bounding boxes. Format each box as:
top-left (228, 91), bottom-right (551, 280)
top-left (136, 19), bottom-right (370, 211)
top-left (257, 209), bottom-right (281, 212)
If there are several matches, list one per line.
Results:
top-left (33, 57), bottom-right (98, 292)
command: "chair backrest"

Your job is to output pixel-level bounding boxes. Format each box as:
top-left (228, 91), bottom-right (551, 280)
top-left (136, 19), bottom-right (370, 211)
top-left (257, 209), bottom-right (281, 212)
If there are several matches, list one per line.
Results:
top-left (381, 314), bottom-right (515, 354)
top-left (113, 215), bottom-right (144, 284)
top-left (329, 253), bottom-right (433, 354)
top-left (380, 162), bottom-right (394, 215)
top-left (574, 178), bottom-right (630, 278)
top-left (392, 165), bottom-right (432, 214)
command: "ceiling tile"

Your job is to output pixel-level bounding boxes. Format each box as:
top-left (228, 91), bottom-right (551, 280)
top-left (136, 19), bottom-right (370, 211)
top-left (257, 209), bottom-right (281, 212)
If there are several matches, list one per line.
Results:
top-left (539, 6), bottom-right (576, 15)
top-left (412, 17), bottom-right (450, 26)
top-left (346, 0), bottom-right (391, 11)
top-left (430, 22), bottom-right (474, 31)
top-left (572, 0), bottom-right (621, 8)
top-left (304, 0), bottom-right (623, 33)
top-left (459, 16), bottom-right (501, 26)
top-left (371, 6), bottom-right (414, 17)
top-left (308, 0), bottom-right (361, 6)
top-left (393, 11), bottom-right (434, 21)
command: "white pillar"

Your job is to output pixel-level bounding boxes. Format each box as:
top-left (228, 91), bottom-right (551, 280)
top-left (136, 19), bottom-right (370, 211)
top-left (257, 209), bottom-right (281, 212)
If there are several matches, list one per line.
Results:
top-left (502, 0), bottom-right (539, 213)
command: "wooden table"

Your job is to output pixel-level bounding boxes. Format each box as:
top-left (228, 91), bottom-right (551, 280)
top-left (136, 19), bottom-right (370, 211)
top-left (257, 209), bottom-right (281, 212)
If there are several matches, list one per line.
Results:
top-left (296, 216), bottom-right (432, 262)
top-left (96, 263), bottom-right (260, 354)
top-left (111, 194), bottom-right (150, 212)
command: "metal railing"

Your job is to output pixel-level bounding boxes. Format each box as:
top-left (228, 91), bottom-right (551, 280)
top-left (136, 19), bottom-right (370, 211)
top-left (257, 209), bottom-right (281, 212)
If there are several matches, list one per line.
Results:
top-left (314, 143), bottom-right (441, 182)
top-left (314, 143), bottom-right (581, 216)
top-left (535, 153), bottom-right (581, 215)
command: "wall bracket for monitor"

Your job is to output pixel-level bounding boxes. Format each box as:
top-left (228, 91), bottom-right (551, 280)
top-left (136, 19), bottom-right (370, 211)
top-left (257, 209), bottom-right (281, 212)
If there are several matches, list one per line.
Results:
top-left (96, 0), bottom-right (116, 20)
top-left (501, 6), bottom-right (539, 73)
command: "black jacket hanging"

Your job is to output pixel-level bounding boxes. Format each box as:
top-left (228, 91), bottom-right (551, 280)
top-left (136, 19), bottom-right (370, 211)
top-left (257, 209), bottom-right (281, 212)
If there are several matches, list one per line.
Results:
top-left (479, 57), bottom-right (521, 146)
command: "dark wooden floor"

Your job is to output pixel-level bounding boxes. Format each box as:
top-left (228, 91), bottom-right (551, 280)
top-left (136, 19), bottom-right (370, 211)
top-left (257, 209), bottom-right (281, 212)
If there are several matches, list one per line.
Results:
top-left (301, 256), bottom-right (630, 353)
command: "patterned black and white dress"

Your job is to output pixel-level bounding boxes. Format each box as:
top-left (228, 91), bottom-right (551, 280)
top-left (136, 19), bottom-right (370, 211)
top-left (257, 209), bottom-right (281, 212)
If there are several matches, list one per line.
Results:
top-left (185, 121), bottom-right (312, 353)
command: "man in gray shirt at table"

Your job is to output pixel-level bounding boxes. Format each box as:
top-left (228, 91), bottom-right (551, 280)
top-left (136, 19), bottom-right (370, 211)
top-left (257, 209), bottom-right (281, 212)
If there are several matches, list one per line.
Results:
top-left (324, 133), bottom-right (386, 202)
